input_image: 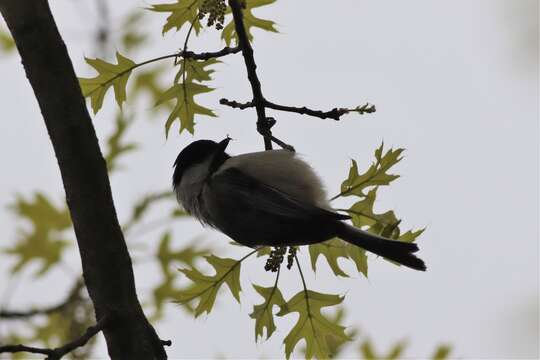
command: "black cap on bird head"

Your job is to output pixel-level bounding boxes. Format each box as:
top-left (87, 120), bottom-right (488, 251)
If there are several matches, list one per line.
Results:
top-left (172, 137), bottom-right (231, 189)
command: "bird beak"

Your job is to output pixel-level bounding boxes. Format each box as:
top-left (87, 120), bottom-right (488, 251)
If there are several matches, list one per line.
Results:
top-left (218, 137), bottom-right (231, 152)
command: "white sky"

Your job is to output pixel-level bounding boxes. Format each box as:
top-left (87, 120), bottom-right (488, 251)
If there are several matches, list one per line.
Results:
top-left (0, 0), bottom-right (538, 359)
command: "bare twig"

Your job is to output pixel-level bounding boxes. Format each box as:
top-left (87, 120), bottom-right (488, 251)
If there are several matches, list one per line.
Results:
top-left (0, 279), bottom-right (84, 319)
top-left (0, 314), bottom-right (110, 359)
top-left (219, 98), bottom-right (253, 109)
top-left (228, 0), bottom-right (273, 150)
top-left (221, 97), bottom-right (376, 121)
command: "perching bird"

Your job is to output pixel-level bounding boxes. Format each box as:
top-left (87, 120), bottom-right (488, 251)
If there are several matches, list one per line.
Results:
top-left (172, 138), bottom-right (426, 271)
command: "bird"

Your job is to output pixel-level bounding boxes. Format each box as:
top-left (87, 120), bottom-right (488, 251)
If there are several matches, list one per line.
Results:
top-left (172, 138), bottom-right (426, 271)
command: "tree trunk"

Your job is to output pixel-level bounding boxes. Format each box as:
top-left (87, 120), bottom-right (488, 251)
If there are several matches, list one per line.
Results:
top-left (0, 0), bottom-right (167, 358)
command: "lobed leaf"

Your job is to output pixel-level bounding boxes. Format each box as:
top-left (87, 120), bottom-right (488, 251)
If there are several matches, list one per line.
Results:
top-left (309, 238), bottom-right (368, 278)
top-left (277, 290), bottom-right (351, 359)
top-left (249, 284), bottom-right (286, 341)
top-left (148, 0), bottom-right (203, 35)
top-left (176, 254), bottom-right (244, 317)
top-left (79, 52), bottom-right (136, 114)
top-left (156, 79), bottom-right (216, 136)
top-left (156, 232), bottom-right (209, 274)
top-left (104, 114), bottom-right (138, 173)
top-left (152, 234), bottom-right (210, 319)
top-left (122, 191), bottom-right (174, 232)
top-left (222, 0), bottom-right (278, 46)
top-left (338, 143), bottom-right (403, 199)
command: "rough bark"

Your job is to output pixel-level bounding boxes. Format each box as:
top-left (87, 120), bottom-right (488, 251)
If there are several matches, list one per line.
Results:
top-left (0, 0), bottom-right (166, 358)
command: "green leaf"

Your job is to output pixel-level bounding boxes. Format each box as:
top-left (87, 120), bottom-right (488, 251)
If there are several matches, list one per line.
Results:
top-left (277, 290), bottom-right (351, 359)
top-left (346, 243), bottom-right (368, 278)
top-left (349, 188), bottom-right (400, 238)
top-left (79, 52), bottom-right (137, 114)
top-left (360, 340), bottom-right (376, 359)
top-left (399, 228), bottom-right (425, 243)
top-left (360, 339), bottom-right (407, 360)
top-left (151, 233), bottom-right (210, 319)
top-left (4, 193), bottom-right (71, 276)
top-left (338, 143), bottom-right (403, 199)
top-left (309, 239), bottom-right (350, 278)
top-left (153, 270), bottom-right (191, 319)
top-left (256, 246), bottom-right (272, 257)
top-left (177, 58), bottom-right (220, 83)
top-left (431, 345), bottom-right (452, 360)
top-left (148, 0), bottom-right (203, 35)
top-left (176, 254), bottom-right (244, 317)
top-left (120, 11), bottom-right (148, 50)
top-left (309, 238), bottom-right (368, 278)
top-left (156, 81), bottom-right (216, 135)
top-left (155, 58), bottom-right (218, 135)
top-left (249, 284), bottom-right (286, 341)
top-left (346, 188), bottom-right (424, 268)
top-left (156, 232), bottom-right (209, 274)
top-left (104, 114), bottom-right (138, 172)
top-left (323, 308), bottom-right (357, 358)
top-left (386, 341), bottom-right (407, 360)
top-left (0, 28), bottom-right (15, 53)
top-left (132, 66), bottom-right (170, 106)
top-left (123, 191), bottom-right (174, 232)
top-left (222, 0), bottom-right (278, 46)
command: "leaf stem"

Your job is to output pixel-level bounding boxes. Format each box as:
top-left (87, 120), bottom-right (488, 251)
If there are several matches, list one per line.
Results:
top-left (294, 254), bottom-right (310, 314)
top-left (260, 266), bottom-right (280, 318)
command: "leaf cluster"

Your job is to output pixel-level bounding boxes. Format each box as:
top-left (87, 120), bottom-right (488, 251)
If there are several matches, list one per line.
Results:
top-left (310, 143), bottom-right (424, 278)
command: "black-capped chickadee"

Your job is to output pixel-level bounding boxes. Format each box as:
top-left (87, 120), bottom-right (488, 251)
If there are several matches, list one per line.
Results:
top-left (172, 138), bottom-right (426, 271)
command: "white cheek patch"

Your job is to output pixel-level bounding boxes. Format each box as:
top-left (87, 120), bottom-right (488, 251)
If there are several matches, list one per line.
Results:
top-left (177, 157), bottom-right (213, 217)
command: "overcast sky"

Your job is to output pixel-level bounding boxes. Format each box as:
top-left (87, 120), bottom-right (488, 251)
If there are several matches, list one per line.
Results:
top-left (0, 0), bottom-right (538, 359)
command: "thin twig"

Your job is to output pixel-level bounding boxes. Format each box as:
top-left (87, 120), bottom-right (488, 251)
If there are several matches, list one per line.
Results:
top-left (0, 314), bottom-right (110, 359)
top-left (220, 97), bottom-right (376, 121)
top-left (0, 279), bottom-right (84, 319)
top-left (228, 0), bottom-right (273, 150)
top-left (219, 98), bottom-right (253, 109)
top-left (270, 135), bottom-right (295, 152)
top-left (85, 46), bottom-right (240, 98)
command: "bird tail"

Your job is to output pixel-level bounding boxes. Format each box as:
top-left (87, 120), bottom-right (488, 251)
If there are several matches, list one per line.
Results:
top-left (337, 223), bottom-right (426, 271)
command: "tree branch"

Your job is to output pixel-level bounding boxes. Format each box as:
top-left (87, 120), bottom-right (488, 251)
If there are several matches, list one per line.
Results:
top-left (228, 0), bottom-right (273, 150)
top-left (0, 279), bottom-right (84, 319)
top-left (0, 314), bottom-right (110, 359)
top-left (220, 98), bottom-right (376, 121)
top-left (0, 1), bottom-right (166, 358)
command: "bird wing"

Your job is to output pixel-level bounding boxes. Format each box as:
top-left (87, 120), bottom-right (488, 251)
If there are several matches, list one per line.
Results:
top-left (217, 150), bottom-right (331, 209)
top-left (208, 167), bottom-right (350, 221)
